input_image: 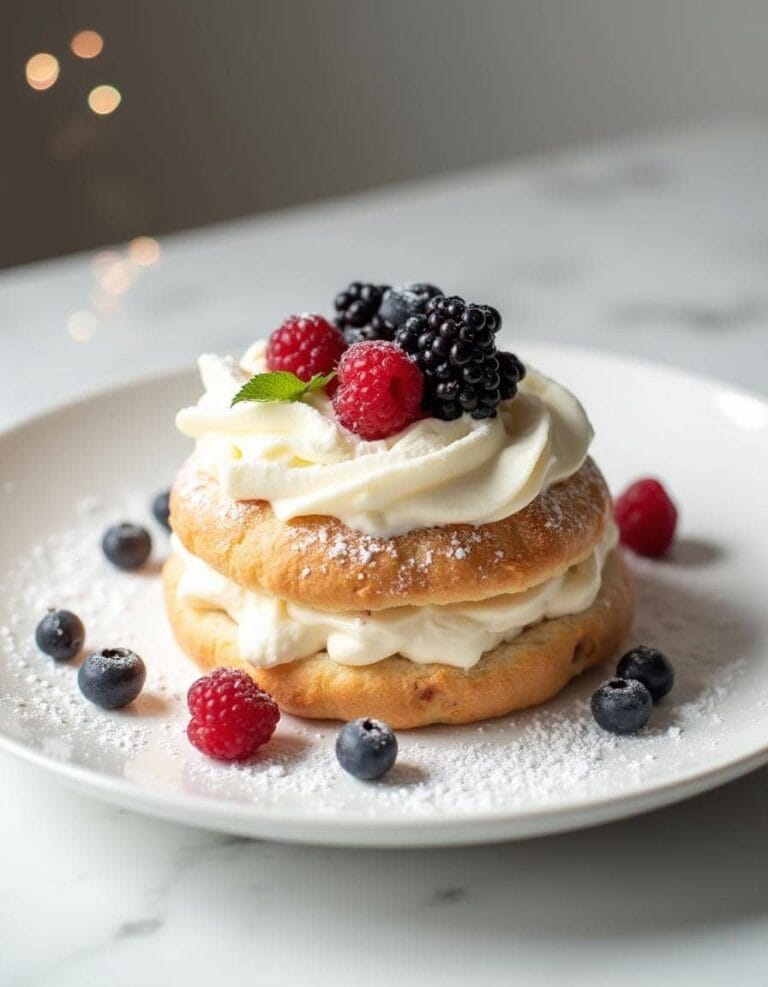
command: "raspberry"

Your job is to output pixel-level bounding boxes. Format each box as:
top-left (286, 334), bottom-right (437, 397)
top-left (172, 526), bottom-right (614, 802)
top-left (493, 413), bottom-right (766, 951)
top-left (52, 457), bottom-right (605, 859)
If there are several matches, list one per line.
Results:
top-left (332, 341), bottom-right (424, 440)
top-left (266, 314), bottom-right (347, 388)
top-left (186, 667), bottom-right (280, 761)
top-left (615, 478), bottom-right (678, 558)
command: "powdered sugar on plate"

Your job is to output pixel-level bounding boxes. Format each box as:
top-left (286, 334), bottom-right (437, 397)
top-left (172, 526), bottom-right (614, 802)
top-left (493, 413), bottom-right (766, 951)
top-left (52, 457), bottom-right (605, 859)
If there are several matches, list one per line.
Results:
top-left (0, 493), bottom-right (755, 822)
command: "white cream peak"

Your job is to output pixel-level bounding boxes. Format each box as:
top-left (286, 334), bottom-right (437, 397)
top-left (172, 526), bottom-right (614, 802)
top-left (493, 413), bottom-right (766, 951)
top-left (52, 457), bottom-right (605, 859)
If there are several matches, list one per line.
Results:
top-left (176, 341), bottom-right (593, 537)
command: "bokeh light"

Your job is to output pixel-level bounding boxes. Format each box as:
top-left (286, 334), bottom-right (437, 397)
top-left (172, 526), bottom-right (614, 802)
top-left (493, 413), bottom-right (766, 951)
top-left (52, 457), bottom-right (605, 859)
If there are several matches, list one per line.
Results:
top-left (128, 236), bottom-right (161, 267)
top-left (88, 84), bottom-right (121, 115)
top-left (98, 259), bottom-right (135, 295)
top-left (67, 310), bottom-right (98, 342)
top-left (25, 53), bottom-right (60, 91)
top-left (71, 30), bottom-right (103, 59)
top-left (91, 250), bottom-right (121, 272)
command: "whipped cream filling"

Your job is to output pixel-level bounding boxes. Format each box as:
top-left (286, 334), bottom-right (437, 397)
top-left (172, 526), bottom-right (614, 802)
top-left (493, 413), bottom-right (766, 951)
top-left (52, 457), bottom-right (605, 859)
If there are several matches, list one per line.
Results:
top-left (176, 341), bottom-right (593, 537)
top-left (173, 524), bottom-right (617, 670)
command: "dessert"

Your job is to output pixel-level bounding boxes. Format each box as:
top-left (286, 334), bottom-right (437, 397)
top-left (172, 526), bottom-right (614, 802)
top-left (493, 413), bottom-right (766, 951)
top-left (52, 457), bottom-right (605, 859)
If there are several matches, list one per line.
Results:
top-left (163, 286), bottom-right (633, 728)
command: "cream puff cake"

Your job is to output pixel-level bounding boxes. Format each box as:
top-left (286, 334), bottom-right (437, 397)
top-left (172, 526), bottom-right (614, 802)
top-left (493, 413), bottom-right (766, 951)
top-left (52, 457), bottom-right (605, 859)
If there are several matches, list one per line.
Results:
top-left (163, 291), bottom-right (632, 728)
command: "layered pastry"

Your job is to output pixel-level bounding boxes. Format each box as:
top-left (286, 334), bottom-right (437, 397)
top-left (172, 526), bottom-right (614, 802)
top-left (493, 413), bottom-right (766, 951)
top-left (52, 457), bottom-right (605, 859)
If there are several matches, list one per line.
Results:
top-left (164, 285), bottom-right (632, 728)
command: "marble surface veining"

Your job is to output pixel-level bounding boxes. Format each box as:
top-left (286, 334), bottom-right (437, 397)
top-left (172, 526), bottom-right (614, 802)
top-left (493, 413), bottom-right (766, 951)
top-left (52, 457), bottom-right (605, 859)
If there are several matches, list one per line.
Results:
top-left (2, 123), bottom-right (768, 986)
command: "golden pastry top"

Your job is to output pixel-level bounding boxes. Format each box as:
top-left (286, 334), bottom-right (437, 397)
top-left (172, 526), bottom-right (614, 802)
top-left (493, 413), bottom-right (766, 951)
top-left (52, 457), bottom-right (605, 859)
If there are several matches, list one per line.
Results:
top-left (170, 457), bottom-right (612, 613)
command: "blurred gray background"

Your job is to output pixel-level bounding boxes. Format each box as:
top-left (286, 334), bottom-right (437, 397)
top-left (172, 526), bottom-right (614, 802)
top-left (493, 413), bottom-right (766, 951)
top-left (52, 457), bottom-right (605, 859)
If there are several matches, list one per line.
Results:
top-left (3, 0), bottom-right (767, 268)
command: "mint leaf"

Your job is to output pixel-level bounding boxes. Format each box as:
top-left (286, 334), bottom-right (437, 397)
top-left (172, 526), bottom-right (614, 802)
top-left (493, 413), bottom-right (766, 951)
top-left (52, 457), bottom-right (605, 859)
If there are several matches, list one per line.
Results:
top-left (231, 370), bottom-right (335, 407)
top-left (231, 371), bottom-right (307, 405)
top-left (304, 371), bottom-right (336, 395)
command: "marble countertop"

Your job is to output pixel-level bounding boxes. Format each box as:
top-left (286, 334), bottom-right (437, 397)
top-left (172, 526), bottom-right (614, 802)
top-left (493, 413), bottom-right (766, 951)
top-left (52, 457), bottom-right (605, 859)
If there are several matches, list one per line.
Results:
top-left (2, 123), bottom-right (768, 986)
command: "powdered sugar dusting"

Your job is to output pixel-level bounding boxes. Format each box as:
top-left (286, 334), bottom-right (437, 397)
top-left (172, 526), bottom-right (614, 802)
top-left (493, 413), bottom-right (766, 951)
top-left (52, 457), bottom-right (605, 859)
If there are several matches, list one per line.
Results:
top-left (0, 497), bottom-right (758, 823)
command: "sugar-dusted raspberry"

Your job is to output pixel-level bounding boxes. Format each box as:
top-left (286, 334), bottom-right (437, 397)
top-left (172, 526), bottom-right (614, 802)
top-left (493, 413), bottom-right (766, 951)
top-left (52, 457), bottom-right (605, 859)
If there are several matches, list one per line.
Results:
top-left (186, 667), bottom-right (280, 761)
top-left (614, 478), bottom-right (678, 558)
top-left (332, 341), bottom-right (424, 440)
top-left (266, 314), bottom-right (347, 386)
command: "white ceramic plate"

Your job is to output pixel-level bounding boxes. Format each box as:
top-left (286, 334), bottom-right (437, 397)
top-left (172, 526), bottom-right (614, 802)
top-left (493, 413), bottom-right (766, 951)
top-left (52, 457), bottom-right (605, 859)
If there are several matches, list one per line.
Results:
top-left (1, 344), bottom-right (767, 847)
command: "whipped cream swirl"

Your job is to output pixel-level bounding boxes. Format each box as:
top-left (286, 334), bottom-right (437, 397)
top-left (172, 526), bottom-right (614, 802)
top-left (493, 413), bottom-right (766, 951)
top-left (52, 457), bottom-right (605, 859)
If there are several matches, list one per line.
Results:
top-left (173, 525), bottom-right (617, 670)
top-left (176, 341), bottom-right (593, 537)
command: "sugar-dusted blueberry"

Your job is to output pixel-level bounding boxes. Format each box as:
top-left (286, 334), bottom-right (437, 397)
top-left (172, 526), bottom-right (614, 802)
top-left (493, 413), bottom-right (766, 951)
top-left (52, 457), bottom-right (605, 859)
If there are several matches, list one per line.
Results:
top-left (78, 648), bottom-right (146, 709)
top-left (617, 646), bottom-right (674, 702)
top-left (591, 678), bottom-right (653, 735)
top-left (379, 282), bottom-right (443, 329)
top-left (35, 609), bottom-right (85, 661)
top-left (152, 490), bottom-right (171, 531)
top-left (336, 717), bottom-right (398, 780)
top-left (102, 523), bottom-right (152, 570)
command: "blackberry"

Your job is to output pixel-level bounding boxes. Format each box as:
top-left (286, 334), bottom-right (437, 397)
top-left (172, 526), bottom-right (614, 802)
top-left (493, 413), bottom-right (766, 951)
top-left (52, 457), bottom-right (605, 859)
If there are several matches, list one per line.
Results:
top-left (394, 295), bottom-right (525, 421)
top-left (499, 351), bottom-right (526, 399)
top-left (334, 281), bottom-right (395, 344)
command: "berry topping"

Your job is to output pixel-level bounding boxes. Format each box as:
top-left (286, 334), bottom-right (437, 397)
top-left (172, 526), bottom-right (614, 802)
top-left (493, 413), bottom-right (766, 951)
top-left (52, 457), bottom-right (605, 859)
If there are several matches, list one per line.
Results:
top-left (78, 648), bottom-right (146, 709)
top-left (334, 282), bottom-right (395, 344)
top-left (394, 294), bottom-right (524, 421)
top-left (379, 282), bottom-right (443, 329)
top-left (614, 478), bottom-right (678, 558)
top-left (186, 668), bottom-right (280, 761)
top-left (152, 490), bottom-right (171, 531)
top-left (617, 646), bottom-right (674, 702)
top-left (332, 341), bottom-right (424, 440)
top-left (102, 523), bottom-right (152, 571)
top-left (266, 314), bottom-right (347, 386)
top-left (498, 350), bottom-right (527, 397)
top-left (336, 717), bottom-right (398, 780)
top-left (35, 609), bottom-right (85, 661)
top-left (591, 678), bottom-right (653, 735)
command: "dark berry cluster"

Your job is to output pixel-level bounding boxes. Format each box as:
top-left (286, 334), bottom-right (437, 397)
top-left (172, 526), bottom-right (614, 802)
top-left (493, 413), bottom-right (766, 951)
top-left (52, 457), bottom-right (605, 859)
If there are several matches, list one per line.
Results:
top-left (394, 295), bottom-right (525, 420)
top-left (333, 282), bottom-right (395, 344)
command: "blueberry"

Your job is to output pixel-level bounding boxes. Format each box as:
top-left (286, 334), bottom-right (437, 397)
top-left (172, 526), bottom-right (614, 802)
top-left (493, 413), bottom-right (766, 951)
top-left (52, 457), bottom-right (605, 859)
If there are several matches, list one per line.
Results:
top-left (379, 282), bottom-right (443, 328)
top-left (335, 717), bottom-right (398, 780)
top-left (102, 523), bottom-right (152, 570)
top-left (617, 646), bottom-right (674, 702)
top-left (591, 678), bottom-right (653, 735)
top-left (35, 609), bottom-right (85, 661)
top-left (152, 490), bottom-right (171, 532)
top-left (78, 648), bottom-right (146, 709)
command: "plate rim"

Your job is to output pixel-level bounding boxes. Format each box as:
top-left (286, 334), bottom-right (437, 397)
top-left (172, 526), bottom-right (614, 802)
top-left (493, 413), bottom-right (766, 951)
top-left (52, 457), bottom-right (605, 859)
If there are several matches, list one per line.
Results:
top-left (2, 717), bottom-right (768, 846)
